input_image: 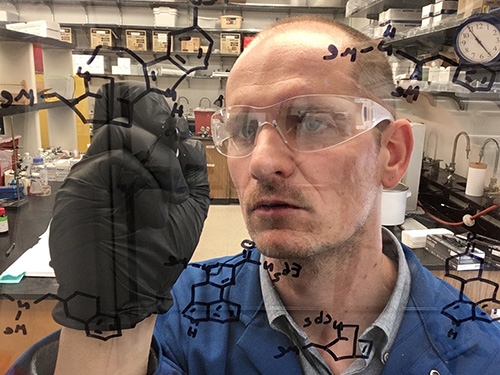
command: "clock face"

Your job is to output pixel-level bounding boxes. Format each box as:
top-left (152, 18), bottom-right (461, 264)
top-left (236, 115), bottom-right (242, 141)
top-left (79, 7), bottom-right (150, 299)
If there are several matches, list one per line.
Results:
top-left (455, 18), bottom-right (500, 64)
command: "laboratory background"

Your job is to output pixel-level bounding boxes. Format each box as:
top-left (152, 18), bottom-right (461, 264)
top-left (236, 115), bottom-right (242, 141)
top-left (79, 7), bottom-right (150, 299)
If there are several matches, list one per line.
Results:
top-left (1, 0), bottom-right (500, 371)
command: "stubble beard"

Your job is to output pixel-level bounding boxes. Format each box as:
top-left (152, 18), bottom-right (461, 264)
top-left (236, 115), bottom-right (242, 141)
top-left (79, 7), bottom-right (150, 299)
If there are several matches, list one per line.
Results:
top-left (245, 180), bottom-right (368, 275)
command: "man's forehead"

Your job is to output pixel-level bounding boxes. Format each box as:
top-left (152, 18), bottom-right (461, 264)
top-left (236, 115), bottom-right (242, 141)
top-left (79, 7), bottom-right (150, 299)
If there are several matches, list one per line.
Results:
top-left (260, 25), bottom-right (350, 52)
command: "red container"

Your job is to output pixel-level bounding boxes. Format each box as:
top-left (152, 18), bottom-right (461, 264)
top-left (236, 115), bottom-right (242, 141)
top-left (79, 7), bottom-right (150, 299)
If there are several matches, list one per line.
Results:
top-left (194, 108), bottom-right (215, 135)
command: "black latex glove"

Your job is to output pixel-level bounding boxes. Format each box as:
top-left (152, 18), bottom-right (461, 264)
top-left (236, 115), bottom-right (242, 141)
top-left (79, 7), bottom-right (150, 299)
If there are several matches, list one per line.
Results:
top-left (49, 122), bottom-right (210, 337)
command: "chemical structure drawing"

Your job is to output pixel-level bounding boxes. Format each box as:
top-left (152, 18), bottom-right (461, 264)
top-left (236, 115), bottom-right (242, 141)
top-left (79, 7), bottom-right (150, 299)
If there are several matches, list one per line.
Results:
top-left (40, 6), bottom-right (214, 128)
top-left (299, 312), bottom-right (373, 362)
top-left (34, 292), bottom-right (122, 341)
top-left (303, 323), bottom-right (373, 362)
top-left (441, 232), bottom-right (500, 330)
top-left (181, 241), bottom-right (261, 326)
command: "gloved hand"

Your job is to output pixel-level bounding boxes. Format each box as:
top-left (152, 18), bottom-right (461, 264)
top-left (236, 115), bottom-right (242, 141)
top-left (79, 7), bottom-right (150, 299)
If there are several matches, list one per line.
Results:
top-left (49, 120), bottom-right (210, 337)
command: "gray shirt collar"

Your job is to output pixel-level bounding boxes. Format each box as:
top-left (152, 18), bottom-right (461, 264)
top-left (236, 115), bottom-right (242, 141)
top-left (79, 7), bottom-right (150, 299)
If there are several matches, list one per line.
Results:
top-left (259, 227), bottom-right (411, 375)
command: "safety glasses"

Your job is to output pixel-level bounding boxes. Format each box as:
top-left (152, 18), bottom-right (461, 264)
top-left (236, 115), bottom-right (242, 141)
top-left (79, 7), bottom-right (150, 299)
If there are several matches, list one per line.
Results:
top-left (211, 94), bottom-right (394, 158)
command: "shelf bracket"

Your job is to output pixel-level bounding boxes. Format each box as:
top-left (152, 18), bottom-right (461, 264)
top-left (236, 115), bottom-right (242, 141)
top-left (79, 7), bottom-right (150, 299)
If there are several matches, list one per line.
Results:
top-left (42, 1), bottom-right (56, 23)
top-left (81, 3), bottom-right (90, 24)
top-left (430, 92), bottom-right (466, 111)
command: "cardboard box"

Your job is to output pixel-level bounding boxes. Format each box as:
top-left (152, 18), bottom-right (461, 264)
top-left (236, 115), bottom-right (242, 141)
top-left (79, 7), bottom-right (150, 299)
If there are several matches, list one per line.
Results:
top-left (126, 29), bottom-right (147, 51)
top-left (6, 20), bottom-right (61, 40)
top-left (457, 0), bottom-right (500, 17)
top-left (153, 31), bottom-right (169, 53)
top-left (220, 33), bottom-right (241, 54)
top-left (181, 37), bottom-right (201, 52)
top-left (220, 15), bottom-right (243, 29)
top-left (60, 27), bottom-right (72, 44)
top-left (90, 28), bottom-right (113, 48)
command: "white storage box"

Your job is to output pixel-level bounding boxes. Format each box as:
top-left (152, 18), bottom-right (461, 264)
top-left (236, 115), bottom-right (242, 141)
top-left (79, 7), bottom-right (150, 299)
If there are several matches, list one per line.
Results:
top-left (382, 8), bottom-right (422, 22)
top-left (0, 11), bottom-right (18, 22)
top-left (153, 7), bottom-right (178, 27)
top-left (6, 20), bottom-right (61, 40)
top-left (434, 0), bottom-right (458, 15)
top-left (422, 4), bottom-right (434, 18)
top-left (198, 16), bottom-right (217, 28)
top-left (421, 17), bottom-right (433, 28)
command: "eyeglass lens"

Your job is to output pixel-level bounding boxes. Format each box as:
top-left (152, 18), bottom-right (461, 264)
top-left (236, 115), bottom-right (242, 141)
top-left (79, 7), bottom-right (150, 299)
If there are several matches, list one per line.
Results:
top-left (213, 95), bottom-right (390, 157)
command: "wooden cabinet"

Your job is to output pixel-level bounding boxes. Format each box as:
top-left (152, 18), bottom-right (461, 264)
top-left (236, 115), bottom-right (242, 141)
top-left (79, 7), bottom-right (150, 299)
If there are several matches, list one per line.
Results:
top-left (201, 138), bottom-right (237, 202)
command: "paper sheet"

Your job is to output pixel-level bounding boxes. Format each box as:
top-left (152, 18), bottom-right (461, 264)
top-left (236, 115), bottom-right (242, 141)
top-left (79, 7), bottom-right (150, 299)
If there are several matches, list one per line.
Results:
top-left (0, 222), bottom-right (55, 283)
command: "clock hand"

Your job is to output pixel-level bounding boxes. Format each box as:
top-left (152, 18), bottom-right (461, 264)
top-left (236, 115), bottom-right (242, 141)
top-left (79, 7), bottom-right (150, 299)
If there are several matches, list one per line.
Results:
top-left (467, 25), bottom-right (492, 56)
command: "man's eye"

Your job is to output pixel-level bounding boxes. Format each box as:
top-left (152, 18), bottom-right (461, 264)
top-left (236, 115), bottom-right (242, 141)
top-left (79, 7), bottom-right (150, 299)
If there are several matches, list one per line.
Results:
top-left (241, 119), bottom-right (258, 138)
top-left (231, 118), bottom-right (258, 141)
top-left (299, 116), bottom-right (326, 133)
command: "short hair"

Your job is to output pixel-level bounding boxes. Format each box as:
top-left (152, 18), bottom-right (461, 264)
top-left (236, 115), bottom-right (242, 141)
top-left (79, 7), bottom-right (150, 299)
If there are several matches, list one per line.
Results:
top-left (252, 15), bottom-right (395, 105)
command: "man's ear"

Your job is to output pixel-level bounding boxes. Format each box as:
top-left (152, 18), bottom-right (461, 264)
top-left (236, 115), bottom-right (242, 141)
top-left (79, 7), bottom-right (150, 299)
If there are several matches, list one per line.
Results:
top-left (380, 119), bottom-right (414, 189)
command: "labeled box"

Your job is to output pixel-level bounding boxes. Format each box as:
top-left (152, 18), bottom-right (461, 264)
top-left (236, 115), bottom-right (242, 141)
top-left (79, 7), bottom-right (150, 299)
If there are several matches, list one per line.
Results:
top-left (126, 29), bottom-right (147, 51)
top-left (90, 28), bottom-right (113, 48)
top-left (153, 30), bottom-right (170, 53)
top-left (181, 37), bottom-right (201, 52)
top-left (457, 0), bottom-right (500, 17)
top-left (60, 27), bottom-right (72, 44)
top-left (220, 15), bottom-right (243, 29)
top-left (220, 33), bottom-right (241, 55)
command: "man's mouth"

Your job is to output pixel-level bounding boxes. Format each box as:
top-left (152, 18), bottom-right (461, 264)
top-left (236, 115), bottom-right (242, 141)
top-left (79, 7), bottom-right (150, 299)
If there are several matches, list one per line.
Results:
top-left (250, 199), bottom-right (300, 213)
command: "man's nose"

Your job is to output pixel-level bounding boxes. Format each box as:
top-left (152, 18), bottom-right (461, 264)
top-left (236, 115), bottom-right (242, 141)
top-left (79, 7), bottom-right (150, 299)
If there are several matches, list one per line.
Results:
top-left (249, 123), bottom-right (295, 180)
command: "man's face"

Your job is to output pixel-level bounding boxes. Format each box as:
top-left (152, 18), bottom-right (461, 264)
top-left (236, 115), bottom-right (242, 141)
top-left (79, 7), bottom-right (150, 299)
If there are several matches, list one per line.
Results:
top-left (226, 28), bottom-right (387, 260)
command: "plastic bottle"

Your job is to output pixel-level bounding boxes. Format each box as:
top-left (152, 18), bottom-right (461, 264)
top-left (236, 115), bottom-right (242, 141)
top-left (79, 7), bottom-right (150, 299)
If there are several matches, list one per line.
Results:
top-left (29, 156), bottom-right (49, 196)
top-left (21, 152), bottom-right (33, 174)
top-left (0, 207), bottom-right (8, 234)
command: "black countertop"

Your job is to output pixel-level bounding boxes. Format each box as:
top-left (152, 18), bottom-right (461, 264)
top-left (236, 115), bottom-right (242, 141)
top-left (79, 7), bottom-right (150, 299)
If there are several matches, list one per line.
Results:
top-left (0, 182), bottom-right (61, 299)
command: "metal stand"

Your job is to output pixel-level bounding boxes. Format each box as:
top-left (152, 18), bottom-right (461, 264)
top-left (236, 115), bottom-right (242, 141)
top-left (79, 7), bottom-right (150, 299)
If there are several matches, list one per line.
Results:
top-left (4, 116), bottom-right (28, 208)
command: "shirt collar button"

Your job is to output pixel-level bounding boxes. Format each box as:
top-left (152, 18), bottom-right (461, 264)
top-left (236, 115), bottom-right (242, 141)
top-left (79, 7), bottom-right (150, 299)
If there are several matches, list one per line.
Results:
top-left (382, 352), bottom-right (389, 364)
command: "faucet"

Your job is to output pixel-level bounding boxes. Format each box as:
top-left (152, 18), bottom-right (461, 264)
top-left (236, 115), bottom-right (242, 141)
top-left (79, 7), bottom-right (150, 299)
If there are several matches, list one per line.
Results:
top-left (178, 96), bottom-right (189, 105)
top-left (446, 131), bottom-right (471, 183)
top-left (199, 97), bottom-right (211, 108)
top-left (479, 138), bottom-right (500, 191)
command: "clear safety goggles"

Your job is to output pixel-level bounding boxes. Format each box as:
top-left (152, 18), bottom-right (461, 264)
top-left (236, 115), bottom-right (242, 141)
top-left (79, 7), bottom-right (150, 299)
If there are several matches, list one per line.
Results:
top-left (211, 94), bottom-right (394, 158)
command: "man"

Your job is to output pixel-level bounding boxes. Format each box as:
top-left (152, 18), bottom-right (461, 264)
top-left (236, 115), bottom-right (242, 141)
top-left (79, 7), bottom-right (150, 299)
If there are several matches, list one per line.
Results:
top-left (10, 16), bottom-right (500, 375)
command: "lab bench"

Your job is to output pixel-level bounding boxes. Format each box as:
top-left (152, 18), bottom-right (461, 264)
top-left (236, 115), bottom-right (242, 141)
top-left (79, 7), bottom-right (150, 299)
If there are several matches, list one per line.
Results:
top-left (0, 182), bottom-right (61, 373)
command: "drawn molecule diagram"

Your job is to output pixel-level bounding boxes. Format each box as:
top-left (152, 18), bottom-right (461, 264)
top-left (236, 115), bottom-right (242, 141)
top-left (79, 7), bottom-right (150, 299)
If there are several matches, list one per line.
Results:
top-left (441, 232), bottom-right (500, 329)
top-left (302, 321), bottom-right (373, 362)
top-left (41, 6), bottom-right (214, 127)
top-left (182, 246), bottom-right (260, 327)
top-left (35, 292), bottom-right (122, 341)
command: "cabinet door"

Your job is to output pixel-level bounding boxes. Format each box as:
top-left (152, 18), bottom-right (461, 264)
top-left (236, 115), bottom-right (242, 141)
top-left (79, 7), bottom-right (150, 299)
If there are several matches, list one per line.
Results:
top-left (203, 140), bottom-right (229, 200)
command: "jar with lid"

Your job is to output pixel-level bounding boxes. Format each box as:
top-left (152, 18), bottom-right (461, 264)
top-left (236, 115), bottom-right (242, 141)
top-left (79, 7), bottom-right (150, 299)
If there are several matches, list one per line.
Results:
top-left (0, 207), bottom-right (8, 234)
top-left (29, 156), bottom-right (49, 196)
